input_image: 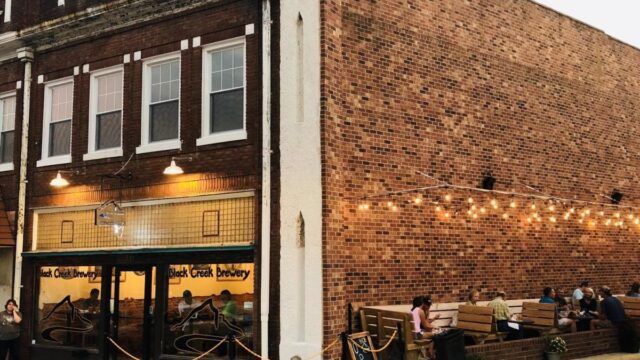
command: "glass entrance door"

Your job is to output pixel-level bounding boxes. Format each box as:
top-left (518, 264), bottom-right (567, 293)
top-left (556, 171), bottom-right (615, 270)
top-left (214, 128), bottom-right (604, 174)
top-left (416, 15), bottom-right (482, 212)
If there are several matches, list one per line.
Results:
top-left (109, 266), bottom-right (155, 360)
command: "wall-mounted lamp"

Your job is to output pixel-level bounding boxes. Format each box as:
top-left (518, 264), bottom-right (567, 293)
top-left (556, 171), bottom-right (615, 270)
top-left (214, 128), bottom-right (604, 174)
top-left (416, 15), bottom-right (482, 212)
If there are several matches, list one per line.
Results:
top-left (481, 174), bottom-right (496, 190)
top-left (50, 171), bottom-right (71, 187)
top-left (163, 156), bottom-right (193, 175)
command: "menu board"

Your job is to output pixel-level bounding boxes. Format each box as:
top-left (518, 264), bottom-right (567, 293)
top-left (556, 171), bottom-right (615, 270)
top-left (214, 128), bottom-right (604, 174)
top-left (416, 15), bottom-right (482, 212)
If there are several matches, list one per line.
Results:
top-left (347, 332), bottom-right (377, 360)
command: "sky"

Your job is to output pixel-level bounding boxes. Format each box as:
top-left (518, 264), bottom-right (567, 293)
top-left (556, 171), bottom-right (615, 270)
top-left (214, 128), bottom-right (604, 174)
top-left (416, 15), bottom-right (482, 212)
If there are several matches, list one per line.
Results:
top-left (533, 0), bottom-right (640, 49)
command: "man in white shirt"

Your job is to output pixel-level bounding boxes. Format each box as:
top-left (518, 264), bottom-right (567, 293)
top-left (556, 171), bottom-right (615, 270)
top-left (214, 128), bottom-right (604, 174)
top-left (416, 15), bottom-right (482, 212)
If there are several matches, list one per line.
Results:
top-left (572, 281), bottom-right (589, 306)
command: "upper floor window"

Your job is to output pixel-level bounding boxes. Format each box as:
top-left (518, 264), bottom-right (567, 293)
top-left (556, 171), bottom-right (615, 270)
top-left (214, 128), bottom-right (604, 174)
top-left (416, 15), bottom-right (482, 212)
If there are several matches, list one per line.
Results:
top-left (0, 93), bottom-right (15, 171)
top-left (137, 54), bottom-right (181, 154)
top-left (38, 78), bottom-right (73, 167)
top-left (197, 38), bottom-right (246, 146)
top-left (84, 67), bottom-right (123, 161)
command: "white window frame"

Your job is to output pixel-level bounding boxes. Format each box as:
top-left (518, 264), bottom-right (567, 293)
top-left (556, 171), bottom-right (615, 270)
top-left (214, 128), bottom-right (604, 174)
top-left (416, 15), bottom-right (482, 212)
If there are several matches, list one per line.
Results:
top-left (84, 65), bottom-right (124, 161)
top-left (197, 37), bottom-right (247, 146)
top-left (37, 77), bottom-right (73, 167)
top-left (0, 92), bottom-right (16, 172)
top-left (136, 52), bottom-right (182, 154)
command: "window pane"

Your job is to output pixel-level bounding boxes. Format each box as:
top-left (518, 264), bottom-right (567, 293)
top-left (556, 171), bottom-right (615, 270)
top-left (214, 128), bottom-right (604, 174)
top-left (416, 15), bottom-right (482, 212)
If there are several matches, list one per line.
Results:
top-left (212, 52), bottom-right (222, 71)
top-left (151, 84), bottom-right (161, 103)
top-left (160, 63), bottom-right (171, 83)
top-left (233, 68), bottom-right (244, 88)
top-left (51, 83), bottom-right (73, 122)
top-left (1, 131), bottom-right (13, 163)
top-left (233, 47), bottom-right (243, 68)
top-left (151, 66), bottom-right (161, 84)
top-left (96, 111), bottom-right (121, 150)
top-left (35, 266), bottom-right (101, 349)
top-left (96, 72), bottom-right (122, 114)
top-left (49, 120), bottom-right (71, 156)
top-left (2, 96), bottom-right (16, 131)
top-left (221, 49), bottom-right (233, 70)
top-left (221, 70), bottom-right (233, 89)
top-left (170, 61), bottom-right (179, 81)
top-left (150, 100), bottom-right (179, 142)
top-left (212, 72), bottom-right (222, 92)
top-left (163, 263), bottom-right (254, 356)
top-left (211, 89), bottom-right (243, 133)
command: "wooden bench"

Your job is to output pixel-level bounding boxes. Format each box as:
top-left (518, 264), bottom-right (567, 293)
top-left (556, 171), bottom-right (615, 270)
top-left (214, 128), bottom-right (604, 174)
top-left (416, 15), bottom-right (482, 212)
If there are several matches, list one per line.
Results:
top-left (360, 307), bottom-right (430, 360)
top-left (521, 302), bottom-right (559, 334)
top-left (455, 305), bottom-right (507, 344)
top-left (620, 296), bottom-right (640, 319)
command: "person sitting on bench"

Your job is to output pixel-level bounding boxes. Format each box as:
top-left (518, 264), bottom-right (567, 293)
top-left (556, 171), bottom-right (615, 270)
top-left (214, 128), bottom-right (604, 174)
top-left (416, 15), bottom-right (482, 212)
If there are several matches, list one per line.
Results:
top-left (488, 291), bottom-right (523, 340)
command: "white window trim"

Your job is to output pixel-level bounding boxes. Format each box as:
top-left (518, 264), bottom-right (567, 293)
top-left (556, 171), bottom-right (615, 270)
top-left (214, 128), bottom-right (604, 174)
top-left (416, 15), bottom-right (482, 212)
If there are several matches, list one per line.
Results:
top-left (38, 77), bottom-right (73, 168)
top-left (197, 37), bottom-right (247, 147)
top-left (84, 65), bottom-right (124, 161)
top-left (4, 0), bottom-right (12, 23)
top-left (0, 91), bottom-right (16, 171)
top-left (136, 52), bottom-right (182, 154)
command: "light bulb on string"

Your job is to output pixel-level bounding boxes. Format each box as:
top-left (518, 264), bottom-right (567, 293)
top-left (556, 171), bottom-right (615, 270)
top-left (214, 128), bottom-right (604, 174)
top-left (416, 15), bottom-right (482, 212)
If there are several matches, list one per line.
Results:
top-left (605, 219), bottom-right (612, 226)
top-left (585, 209), bottom-right (591, 216)
top-left (588, 220), bottom-right (596, 228)
top-left (471, 205), bottom-right (477, 211)
top-left (414, 196), bottom-right (423, 205)
top-left (435, 205), bottom-right (442, 212)
top-left (598, 210), bottom-right (605, 217)
top-left (634, 218), bottom-right (640, 225)
top-left (569, 207), bottom-right (576, 214)
top-left (627, 214), bottom-right (634, 220)
top-left (387, 201), bottom-right (394, 208)
top-left (480, 207), bottom-right (486, 214)
top-left (530, 203), bottom-right (536, 210)
top-left (502, 213), bottom-right (509, 219)
top-left (472, 213), bottom-right (478, 219)
top-left (391, 205), bottom-right (398, 212)
top-left (444, 212), bottom-right (451, 219)
top-left (536, 217), bottom-right (542, 222)
top-left (549, 216), bottom-right (557, 223)
top-left (444, 194), bottom-right (452, 202)
top-left (614, 212), bottom-right (621, 218)
top-left (490, 199), bottom-right (498, 209)
top-left (578, 219), bottom-right (584, 224)
top-left (526, 217), bottom-right (532, 223)
top-left (548, 205), bottom-right (555, 212)
top-left (468, 197), bottom-right (474, 204)
top-left (510, 200), bottom-right (517, 208)
top-left (563, 212), bottom-right (570, 220)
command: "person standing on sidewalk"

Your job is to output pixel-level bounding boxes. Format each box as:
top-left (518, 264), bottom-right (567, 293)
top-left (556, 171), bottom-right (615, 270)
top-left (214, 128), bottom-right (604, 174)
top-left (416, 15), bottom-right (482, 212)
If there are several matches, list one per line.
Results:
top-left (0, 299), bottom-right (21, 360)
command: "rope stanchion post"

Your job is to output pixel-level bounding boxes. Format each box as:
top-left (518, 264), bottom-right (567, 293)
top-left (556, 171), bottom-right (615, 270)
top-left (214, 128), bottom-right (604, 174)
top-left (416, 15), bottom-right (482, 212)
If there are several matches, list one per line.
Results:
top-left (347, 303), bottom-right (353, 335)
top-left (340, 332), bottom-right (349, 360)
top-left (227, 334), bottom-right (237, 360)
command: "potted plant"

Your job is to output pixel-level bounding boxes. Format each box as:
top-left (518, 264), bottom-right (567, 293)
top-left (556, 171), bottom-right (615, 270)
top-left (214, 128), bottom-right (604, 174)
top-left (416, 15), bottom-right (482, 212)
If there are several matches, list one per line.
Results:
top-left (545, 335), bottom-right (567, 360)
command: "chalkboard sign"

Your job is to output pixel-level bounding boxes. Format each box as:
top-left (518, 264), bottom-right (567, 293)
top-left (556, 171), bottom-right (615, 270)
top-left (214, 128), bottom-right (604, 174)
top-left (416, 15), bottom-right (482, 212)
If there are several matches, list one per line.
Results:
top-left (348, 332), bottom-right (377, 360)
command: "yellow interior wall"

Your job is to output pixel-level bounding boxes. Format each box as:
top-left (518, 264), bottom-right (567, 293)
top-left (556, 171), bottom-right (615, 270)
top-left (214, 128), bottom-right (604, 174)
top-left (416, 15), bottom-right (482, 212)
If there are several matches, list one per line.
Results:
top-left (39, 264), bottom-right (254, 309)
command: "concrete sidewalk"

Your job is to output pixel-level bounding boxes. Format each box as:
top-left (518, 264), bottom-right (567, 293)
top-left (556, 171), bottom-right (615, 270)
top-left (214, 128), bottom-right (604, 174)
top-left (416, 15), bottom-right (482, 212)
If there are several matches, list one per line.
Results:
top-left (576, 354), bottom-right (640, 359)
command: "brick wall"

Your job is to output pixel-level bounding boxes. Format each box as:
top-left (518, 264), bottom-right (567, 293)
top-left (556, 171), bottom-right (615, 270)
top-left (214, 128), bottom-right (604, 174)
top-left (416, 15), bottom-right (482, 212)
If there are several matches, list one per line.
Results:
top-left (0, 59), bottom-right (23, 213)
top-left (467, 329), bottom-right (620, 360)
top-left (321, 0), bottom-right (640, 356)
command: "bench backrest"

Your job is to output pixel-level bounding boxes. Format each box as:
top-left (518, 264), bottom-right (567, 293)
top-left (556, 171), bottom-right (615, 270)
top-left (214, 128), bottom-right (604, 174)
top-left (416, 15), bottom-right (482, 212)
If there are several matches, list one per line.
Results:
top-left (521, 302), bottom-right (557, 327)
top-left (456, 305), bottom-right (495, 334)
top-left (360, 307), bottom-right (418, 350)
top-left (620, 296), bottom-right (640, 318)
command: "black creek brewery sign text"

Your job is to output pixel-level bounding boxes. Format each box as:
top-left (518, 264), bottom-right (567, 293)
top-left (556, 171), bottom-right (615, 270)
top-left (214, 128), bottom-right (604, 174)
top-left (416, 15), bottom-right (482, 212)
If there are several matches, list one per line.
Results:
top-left (40, 267), bottom-right (99, 281)
top-left (171, 265), bottom-right (251, 281)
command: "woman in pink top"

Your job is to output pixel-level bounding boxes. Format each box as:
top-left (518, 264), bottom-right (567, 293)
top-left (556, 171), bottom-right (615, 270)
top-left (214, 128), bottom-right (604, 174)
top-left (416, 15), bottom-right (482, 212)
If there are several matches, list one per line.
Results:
top-left (411, 295), bottom-right (439, 358)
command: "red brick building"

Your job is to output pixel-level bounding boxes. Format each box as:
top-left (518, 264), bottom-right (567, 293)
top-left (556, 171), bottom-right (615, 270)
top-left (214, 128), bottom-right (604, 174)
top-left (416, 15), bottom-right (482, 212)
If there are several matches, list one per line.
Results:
top-left (0, 1), bottom-right (280, 359)
top-left (1, 0), bottom-right (639, 359)
top-left (313, 0), bottom-right (640, 358)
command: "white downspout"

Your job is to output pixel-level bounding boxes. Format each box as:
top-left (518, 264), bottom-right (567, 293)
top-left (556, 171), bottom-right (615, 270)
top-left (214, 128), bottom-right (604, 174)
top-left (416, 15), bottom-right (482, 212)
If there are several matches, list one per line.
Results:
top-left (13, 47), bottom-right (34, 304)
top-left (260, 0), bottom-right (272, 358)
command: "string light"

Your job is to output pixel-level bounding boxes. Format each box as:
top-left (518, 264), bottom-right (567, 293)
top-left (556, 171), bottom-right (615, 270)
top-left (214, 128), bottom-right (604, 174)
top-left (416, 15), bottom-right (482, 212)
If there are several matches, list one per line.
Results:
top-left (530, 203), bottom-right (536, 210)
top-left (502, 213), bottom-right (509, 219)
top-left (387, 201), bottom-right (394, 208)
top-left (598, 211), bottom-right (605, 216)
top-left (490, 199), bottom-right (498, 209)
top-left (435, 206), bottom-right (442, 212)
top-left (472, 213), bottom-right (478, 219)
top-left (468, 197), bottom-right (474, 204)
top-left (605, 219), bottom-right (612, 226)
top-left (480, 207), bottom-right (486, 214)
top-left (548, 205), bottom-right (556, 212)
top-left (549, 216), bottom-right (557, 223)
top-left (414, 197), bottom-right (423, 204)
top-left (526, 217), bottom-right (532, 223)
top-left (614, 212), bottom-right (621, 218)
top-left (391, 205), bottom-right (398, 212)
top-left (444, 212), bottom-right (450, 218)
top-left (445, 194), bottom-right (452, 202)
top-left (510, 200), bottom-right (517, 208)
top-left (570, 208), bottom-right (576, 214)
top-left (563, 212), bottom-right (570, 220)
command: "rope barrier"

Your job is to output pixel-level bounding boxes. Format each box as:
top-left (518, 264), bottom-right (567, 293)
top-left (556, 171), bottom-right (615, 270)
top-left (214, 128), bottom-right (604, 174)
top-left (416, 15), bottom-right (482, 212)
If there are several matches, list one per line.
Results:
top-left (234, 338), bottom-right (269, 359)
top-left (108, 336), bottom-right (229, 360)
top-left (300, 336), bottom-right (341, 360)
top-left (107, 337), bottom-right (141, 360)
top-left (348, 330), bottom-right (398, 353)
top-left (192, 338), bottom-right (228, 360)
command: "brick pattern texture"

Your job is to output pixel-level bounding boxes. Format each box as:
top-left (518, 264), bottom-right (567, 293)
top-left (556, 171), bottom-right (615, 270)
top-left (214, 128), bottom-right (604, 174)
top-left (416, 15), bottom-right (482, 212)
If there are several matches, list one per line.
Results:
top-left (467, 328), bottom-right (620, 360)
top-left (320, 0), bottom-right (640, 357)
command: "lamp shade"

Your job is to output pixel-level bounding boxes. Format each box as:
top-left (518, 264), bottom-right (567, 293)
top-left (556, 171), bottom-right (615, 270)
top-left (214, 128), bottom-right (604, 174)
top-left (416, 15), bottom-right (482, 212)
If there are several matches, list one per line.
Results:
top-left (50, 172), bottom-right (69, 187)
top-left (163, 160), bottom-right (184, 175)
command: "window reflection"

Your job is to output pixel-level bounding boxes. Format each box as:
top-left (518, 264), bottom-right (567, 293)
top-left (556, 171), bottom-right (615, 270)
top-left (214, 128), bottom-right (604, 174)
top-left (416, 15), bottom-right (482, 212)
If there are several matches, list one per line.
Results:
top-left (164, 263), bottom-right (254, 357)
top-left (35, 266), bottom-right (101, 348)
